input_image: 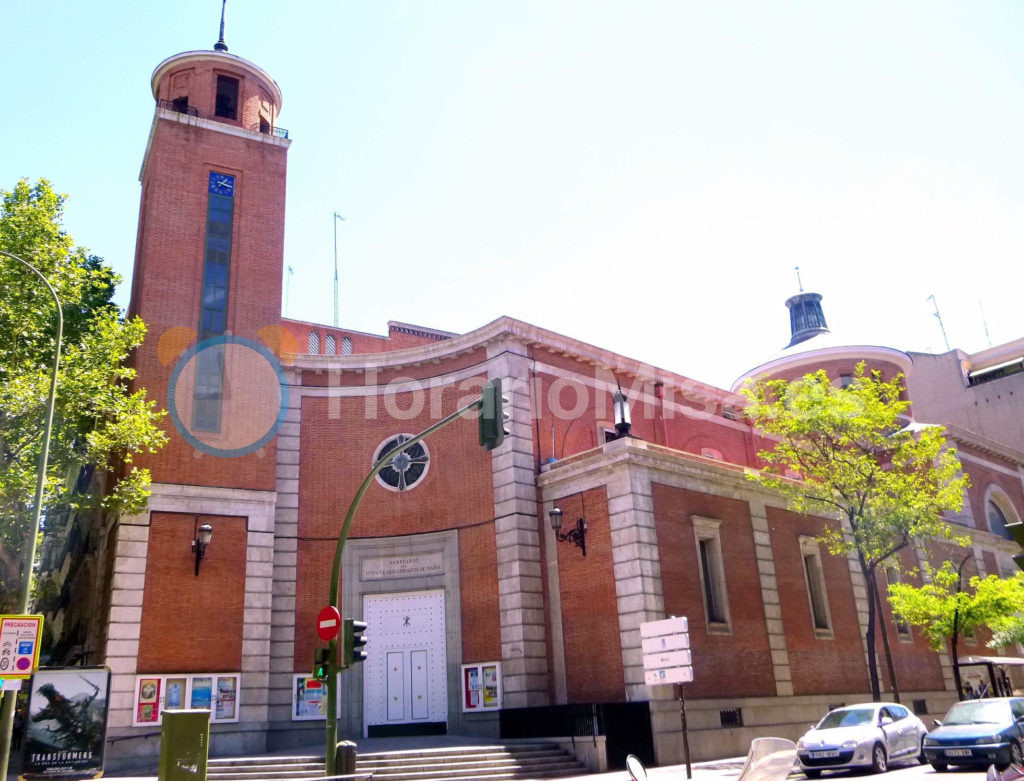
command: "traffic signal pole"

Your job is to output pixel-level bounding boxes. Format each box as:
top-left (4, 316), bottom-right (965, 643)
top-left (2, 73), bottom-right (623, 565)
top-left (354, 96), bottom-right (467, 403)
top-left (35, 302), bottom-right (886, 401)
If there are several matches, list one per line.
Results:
top-left (324, 393), bottom-right (488, 775)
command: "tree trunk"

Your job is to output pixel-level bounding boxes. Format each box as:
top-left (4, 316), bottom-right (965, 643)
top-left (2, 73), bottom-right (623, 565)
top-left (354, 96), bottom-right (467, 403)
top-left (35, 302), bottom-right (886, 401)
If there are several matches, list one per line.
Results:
top-left (861, 555), bottom-right (881, 701)
top-left (951, 610), bottom-right (963, 701)
top-left (873, 575), bottom-right (901, 702)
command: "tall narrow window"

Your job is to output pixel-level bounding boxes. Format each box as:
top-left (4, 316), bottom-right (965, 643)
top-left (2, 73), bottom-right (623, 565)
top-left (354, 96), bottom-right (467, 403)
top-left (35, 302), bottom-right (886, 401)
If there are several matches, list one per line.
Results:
top-left (324, 334), bottom-right (337, 355)
top-left (341, 337), bottom-right (353, 355)
top-left (886, 566), bottom-right (913, 640)
top-left (215, 75), bottom-right (239, 120)
top-left (692, 517), bottom-right (730, 630)
top-left (799, 536), bottom-right (833, 635)
top-left (307, 331), bottom-right (320, 355)
top-left (192, 171), bottom-right (235, 432)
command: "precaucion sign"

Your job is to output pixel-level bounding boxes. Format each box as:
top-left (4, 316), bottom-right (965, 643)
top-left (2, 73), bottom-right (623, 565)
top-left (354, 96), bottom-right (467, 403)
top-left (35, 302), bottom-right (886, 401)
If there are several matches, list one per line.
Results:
top-left (0, 614), bottom-right (44, 679)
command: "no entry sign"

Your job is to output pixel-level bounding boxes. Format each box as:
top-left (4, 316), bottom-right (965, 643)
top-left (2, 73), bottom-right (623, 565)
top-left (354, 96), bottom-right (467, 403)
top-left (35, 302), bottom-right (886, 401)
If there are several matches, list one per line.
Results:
top-left (317, 605), bottom-right (341, 642)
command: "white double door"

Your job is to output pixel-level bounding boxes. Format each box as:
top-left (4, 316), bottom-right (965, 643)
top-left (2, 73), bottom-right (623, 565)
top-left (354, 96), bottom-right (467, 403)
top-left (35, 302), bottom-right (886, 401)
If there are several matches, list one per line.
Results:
top-left (363, 589), bottom-right (447, 731)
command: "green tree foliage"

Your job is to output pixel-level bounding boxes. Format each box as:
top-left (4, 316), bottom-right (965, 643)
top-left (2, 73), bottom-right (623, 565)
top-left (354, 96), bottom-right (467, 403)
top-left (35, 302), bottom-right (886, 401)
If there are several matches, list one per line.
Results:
top-left (743, 363), bottom-right (969, 701)
top-left (0, 179), bottom-right (166, 604)
top-left (888, 562), bottom-right (1024, 698)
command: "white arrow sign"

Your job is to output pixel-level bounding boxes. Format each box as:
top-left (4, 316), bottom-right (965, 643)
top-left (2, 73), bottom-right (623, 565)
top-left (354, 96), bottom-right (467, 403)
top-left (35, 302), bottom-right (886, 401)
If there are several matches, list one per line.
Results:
top-left (644, 666), bottom-right (694, 685)
top-left (641, 633), bottom-right (690, 654)
top-left (640, 616), bottom-right (688, 638)
top-left (643, 649), bottom-right (692, 671)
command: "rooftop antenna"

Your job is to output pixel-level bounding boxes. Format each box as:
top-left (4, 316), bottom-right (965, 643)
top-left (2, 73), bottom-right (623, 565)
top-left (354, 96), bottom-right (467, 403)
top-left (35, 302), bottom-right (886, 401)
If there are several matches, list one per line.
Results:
top-left (285, 265), bottom-right (294, 317)
top-left (979, 299), bottom-right (993, 347)
top-left (794, 265), bottom-right (804, 292)
top-left (333, 212), bottom-right (345, 327)
top-left (927, 294), bottom-right (951, 352)
top-left (214, 0), bottom-right (229, 51)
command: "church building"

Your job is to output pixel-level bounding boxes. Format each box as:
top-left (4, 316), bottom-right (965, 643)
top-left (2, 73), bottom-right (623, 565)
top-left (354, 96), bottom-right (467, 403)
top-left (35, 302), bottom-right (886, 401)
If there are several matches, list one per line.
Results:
top-left (44, 34), bottom-right (1024, 772)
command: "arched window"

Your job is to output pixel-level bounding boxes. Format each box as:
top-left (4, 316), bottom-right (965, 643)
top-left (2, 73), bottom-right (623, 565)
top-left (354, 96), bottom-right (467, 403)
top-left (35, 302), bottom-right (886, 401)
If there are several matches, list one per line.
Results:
top-left (307, 331), bottom-right (320, 355)
top-left (324, 334), bottom-right (336, 355)
top-left (341, 337), bottom-right (353, 355)
top-left (987, 500), bottom-right (1013, 541)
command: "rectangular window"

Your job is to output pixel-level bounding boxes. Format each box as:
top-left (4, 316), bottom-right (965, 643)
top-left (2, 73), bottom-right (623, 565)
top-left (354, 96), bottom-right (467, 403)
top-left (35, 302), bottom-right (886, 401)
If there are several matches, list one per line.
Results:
top-left (692, 517), bottom-right (730, 631)
top-left (887, 567), bottom-right (913, 640)
top-left (192, 172), bottom-right (235, 432)
top-left (799, 535), bottom-right (833, 636)
top-left (215, 75), bottom-right (239, 120)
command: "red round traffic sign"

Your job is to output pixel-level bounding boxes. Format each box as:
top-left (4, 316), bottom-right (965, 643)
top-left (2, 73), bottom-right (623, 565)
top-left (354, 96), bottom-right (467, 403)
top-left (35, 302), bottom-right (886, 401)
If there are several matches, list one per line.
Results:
top-left (317, 605), bottom-right (342, 642)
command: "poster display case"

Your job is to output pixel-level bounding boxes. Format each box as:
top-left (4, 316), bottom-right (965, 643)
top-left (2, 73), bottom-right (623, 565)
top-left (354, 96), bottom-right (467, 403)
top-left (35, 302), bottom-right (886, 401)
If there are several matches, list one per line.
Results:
top-left (131, 673), bottom-right (240, 727)
top-left (460, 662), bottom-right (501, 712)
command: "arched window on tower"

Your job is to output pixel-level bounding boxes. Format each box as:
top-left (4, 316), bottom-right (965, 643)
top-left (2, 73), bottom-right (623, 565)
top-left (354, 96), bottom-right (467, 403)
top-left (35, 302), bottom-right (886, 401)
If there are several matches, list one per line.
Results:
top-left (987, 499), bottom-right (1013, 541)
top-left (341, 337), bottom-right (353, 355)
top-left (325, 334), bottom-right (336, 355)
top-left (307, 331), bottom-right (320, 355)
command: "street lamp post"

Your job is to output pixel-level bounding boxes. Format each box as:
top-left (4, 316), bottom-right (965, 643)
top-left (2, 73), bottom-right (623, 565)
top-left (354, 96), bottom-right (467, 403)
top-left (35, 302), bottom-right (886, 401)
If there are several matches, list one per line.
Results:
top-left (0, 250), bottom-right (63, 781)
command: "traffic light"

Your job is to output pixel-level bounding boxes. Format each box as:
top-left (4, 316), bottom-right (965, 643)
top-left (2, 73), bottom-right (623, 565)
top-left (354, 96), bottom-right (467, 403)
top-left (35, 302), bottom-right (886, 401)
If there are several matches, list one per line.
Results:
top-left (478, 378), bottom-right (511, 451)
top-left (342, 618), bottom-right (368, 668)
top-left (312, 647), bottom-right (330, 681)
top-left (1007, 521), bottom-right (1024, 571)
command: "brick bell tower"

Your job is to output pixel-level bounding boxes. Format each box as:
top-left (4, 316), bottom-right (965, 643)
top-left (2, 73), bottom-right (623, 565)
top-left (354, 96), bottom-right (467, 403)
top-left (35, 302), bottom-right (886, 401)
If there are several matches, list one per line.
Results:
top-left (128, 27), bottom-right (290, 491)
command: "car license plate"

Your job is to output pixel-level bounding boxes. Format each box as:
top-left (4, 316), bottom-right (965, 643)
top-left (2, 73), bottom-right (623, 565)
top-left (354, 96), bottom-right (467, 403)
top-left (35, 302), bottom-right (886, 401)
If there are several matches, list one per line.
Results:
top-left (810, 751), bottom-right (840, 759)
top-left (945, 749), bottom-right (972, 757)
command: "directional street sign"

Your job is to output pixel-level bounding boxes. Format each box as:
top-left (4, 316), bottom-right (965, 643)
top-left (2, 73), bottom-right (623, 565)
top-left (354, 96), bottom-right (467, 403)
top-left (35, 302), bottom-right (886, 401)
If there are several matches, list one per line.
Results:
top-left (640, 615), bottom-right (692, 686)
top-left (0, 614), bottom-right (43, 680)
top-left (317, 605), bottom-right (342, 642)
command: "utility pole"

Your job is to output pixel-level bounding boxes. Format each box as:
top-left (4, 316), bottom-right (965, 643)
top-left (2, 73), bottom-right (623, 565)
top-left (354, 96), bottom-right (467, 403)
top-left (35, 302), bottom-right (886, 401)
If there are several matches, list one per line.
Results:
top-left (333, 213), bottom-right (344, 328)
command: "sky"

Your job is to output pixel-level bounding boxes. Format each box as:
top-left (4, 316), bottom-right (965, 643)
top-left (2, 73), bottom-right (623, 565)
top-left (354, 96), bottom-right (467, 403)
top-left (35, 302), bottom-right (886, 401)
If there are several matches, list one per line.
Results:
top-left (3, 1), bottom-right (1023, 389)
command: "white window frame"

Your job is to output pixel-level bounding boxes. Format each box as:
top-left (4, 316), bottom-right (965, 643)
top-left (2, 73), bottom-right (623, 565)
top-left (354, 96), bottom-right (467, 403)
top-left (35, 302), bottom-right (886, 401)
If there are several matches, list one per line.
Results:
top-left (692, 516), bottom-right (731, 633)
top-left (131, 672), bottom-right (241, 727)
top-left (885, 565), bottom-right (914, 642)
top-left (799, 536), bottom-right (834, 638)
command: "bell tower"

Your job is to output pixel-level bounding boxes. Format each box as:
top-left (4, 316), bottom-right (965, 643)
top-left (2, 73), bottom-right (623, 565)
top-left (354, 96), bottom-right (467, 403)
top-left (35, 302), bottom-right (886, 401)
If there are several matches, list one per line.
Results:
top-left (128, 38), bottom-right (290, 490)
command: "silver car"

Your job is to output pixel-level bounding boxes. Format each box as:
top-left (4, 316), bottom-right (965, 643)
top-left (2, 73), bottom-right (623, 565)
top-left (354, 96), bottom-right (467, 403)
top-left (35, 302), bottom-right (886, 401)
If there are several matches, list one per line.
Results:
top-left (797, 702), bottom-right (928, 776)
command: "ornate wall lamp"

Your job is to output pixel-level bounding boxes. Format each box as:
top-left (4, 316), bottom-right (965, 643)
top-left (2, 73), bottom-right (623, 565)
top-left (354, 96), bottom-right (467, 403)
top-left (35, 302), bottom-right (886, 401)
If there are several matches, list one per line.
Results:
top-left (549, 505), bottom-right (587, 556)
top-left (192, 522), bottom-right (213, 576)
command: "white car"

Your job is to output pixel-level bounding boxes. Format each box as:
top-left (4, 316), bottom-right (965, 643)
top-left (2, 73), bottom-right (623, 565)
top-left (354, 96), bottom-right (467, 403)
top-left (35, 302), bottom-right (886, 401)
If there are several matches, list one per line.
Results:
top-left (796, 702), bottom-right (928, 776)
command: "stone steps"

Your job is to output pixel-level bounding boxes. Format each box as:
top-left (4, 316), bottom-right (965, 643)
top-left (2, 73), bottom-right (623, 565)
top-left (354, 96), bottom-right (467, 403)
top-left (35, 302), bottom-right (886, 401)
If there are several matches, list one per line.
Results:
top-left (206, 742), bottom-right (590, 781)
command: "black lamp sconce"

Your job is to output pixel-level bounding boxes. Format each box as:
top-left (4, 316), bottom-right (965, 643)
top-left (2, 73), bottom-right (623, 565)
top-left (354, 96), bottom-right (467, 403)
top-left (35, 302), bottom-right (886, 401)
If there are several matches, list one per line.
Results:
top-left (192, 522), bottom-right (213, 576)
top-left (549, 505), bottom-right (587, 556)
top-left (612, 379), bottom-right (632, 439)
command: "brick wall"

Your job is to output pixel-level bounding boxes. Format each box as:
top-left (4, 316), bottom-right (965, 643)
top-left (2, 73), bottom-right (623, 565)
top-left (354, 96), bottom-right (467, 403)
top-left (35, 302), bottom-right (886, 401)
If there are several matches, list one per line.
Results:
top-left (459, 523), bottom-right (501, 662)
top-left (766, 507), bottom-right (869, 695)
top-left (653, 484), bottom-right (776, 698)
top-left (553, 488), bottom-right (625, 703)
top-left (138, 512), bottom-right (247, 672)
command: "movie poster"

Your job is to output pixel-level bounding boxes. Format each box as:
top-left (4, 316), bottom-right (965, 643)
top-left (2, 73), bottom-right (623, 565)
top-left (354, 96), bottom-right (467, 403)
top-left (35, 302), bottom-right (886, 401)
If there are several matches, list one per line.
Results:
top-left (215, 676), bottom-right (237, 720)
top-left (22, 667), bottom-right (110, 778)
top-left (190, 677), bottom-right (212, 709)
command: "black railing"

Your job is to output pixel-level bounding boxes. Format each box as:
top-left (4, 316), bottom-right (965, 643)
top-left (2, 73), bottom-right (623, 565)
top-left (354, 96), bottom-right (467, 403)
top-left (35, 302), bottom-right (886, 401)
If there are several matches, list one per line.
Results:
top-left (158, 99), bottom-right (199, 117)
top-left (250, 123), bottom-right (289, 139)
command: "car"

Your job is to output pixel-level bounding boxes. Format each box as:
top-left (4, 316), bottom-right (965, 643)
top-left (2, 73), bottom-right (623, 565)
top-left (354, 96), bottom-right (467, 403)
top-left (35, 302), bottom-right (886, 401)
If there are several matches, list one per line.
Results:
top-left (796, 702), bottom-right (929, 777)
top-left (922, 696), bottom-right (1024, 771)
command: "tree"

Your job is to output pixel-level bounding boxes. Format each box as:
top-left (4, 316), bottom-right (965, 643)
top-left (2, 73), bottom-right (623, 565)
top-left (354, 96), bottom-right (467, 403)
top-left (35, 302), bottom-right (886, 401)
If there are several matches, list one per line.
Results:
top-left (888, 561), bottom-right (1024, 698)
top-left (0, 178), bottom-right (166, 606)
top-left (743, 363), bottom-right (969, 701)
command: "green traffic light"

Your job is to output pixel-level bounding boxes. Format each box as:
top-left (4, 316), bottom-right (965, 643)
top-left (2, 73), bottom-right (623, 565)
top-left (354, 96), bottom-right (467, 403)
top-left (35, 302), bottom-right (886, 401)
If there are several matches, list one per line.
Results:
top-left (343, 618), bottom-right (368, 667)
top-left (478, 379), bottom-right (510, 451)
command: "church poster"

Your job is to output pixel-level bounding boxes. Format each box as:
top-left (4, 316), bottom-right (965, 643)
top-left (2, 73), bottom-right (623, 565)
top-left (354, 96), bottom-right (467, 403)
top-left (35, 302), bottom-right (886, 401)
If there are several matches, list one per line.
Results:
top-left (22, 667), bottom-right (110, 778)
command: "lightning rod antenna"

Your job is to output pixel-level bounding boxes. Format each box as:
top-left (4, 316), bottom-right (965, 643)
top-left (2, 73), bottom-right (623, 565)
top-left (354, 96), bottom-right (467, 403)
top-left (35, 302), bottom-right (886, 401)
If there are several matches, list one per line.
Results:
top-left (794, 266), bottom-right (803, 293)
top-left (333, 213), bottom-right (345, 328)
top-left (927, 294), bottom-right (951, 352)
top-left (214, 0), bottom-right (228, 51)
top-left (979, 300), bottom-right (992, 347)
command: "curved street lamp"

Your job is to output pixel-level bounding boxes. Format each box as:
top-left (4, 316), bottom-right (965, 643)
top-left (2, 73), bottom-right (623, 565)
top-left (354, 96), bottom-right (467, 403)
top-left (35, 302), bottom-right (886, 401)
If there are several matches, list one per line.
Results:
top-left (0, 249), bottom-right (63, 781)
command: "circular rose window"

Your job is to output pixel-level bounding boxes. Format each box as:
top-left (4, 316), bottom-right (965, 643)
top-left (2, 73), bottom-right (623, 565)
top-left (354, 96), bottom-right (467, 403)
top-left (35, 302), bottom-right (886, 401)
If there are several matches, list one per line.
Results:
top-left (373, 434), bottom-right (430, 492)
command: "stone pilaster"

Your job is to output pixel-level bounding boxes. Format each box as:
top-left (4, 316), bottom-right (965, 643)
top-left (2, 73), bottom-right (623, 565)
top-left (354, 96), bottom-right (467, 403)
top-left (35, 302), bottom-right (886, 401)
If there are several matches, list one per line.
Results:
top-left (269, 374), bottom-right (302, 723)
top-left (488, 345), bottom-right (549, 708)
top-left (749, 499), bottom-right (793, 696)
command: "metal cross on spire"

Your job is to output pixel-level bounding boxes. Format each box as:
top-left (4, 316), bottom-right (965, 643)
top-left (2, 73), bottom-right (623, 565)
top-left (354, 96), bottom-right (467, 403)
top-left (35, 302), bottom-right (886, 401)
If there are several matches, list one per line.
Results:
top-left (794, 265), bottom-right (804, 293)
top-left (214, 0), bottom-right (229, 51)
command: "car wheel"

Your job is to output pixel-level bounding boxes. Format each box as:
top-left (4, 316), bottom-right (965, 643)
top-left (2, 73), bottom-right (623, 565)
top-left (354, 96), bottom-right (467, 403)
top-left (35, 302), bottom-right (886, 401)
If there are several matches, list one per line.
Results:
top-left (917, 737), bottom-right (926, 764)
top-left (930, 762), bottom-right (947, 773)
top-left (804, 771), bottom-right (822, 779)
top-left (870, 743), bottom-right (888, 774)
top-left (1012, 739), bottom-right (1024, 767)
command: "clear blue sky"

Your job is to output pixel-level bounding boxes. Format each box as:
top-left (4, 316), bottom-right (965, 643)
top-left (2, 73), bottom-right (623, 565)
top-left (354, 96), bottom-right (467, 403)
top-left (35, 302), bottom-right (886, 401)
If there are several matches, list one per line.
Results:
top-left (3, 1), bottom-right (1023, 389)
